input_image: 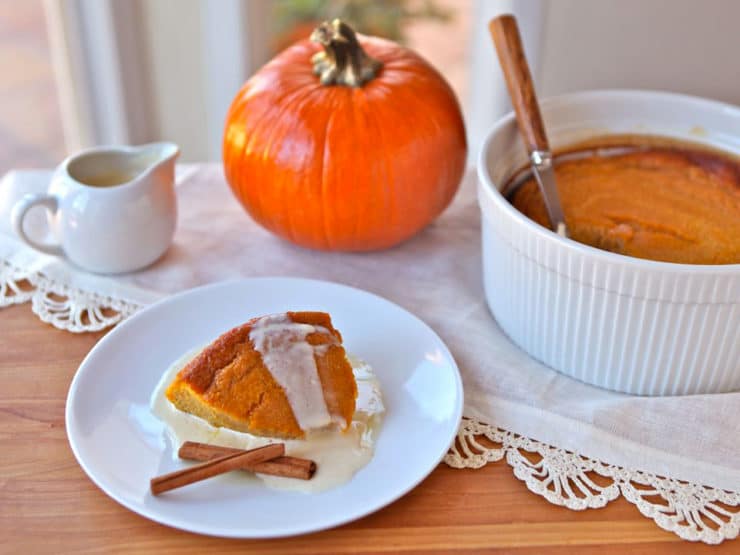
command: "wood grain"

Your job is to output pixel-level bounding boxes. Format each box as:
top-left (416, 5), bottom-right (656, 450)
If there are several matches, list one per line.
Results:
top-left (489, 14), bottom-right (550, 153)
top-left (0, 303), bottom-right (735, 553)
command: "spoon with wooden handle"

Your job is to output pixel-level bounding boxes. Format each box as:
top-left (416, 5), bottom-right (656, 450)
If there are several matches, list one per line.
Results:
top-left (489, 14), bottom-right (568, 237)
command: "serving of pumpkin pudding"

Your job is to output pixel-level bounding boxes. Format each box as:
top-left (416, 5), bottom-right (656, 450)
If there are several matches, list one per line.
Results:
top-left (510, 138), bottom-right (740, 265)
top-left (151, 311), bottom-right (385, 493)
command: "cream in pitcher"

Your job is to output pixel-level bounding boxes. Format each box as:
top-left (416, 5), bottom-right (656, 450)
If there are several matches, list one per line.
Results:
top-left (11, 142), bottom-right (179, 274)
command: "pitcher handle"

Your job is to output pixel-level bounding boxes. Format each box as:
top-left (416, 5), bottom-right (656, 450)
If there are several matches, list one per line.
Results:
top-left (11, 193), bottom-right (64, 256)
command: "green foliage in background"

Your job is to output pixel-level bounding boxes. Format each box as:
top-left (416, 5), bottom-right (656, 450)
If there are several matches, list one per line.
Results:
top-left (272, 0), bottom-right (451, 44)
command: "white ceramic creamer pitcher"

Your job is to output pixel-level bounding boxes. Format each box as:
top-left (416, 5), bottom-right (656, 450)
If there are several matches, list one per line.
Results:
top-left (12, 142), bottom-right (179, 274)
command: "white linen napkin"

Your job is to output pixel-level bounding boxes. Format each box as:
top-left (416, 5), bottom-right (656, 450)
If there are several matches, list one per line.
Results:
top-left (2, 165), bottom-right (738, 492)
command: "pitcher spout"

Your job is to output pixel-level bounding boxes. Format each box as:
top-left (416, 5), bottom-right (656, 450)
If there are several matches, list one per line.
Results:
top-left (136, 142), bottom-right (180, 172)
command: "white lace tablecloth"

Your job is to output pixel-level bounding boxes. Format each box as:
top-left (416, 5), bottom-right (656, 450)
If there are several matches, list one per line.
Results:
top-left (1, 165), bottom-right (739, 544)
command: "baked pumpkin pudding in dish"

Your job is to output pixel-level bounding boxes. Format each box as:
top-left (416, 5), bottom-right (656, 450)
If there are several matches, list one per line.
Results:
top-left (510, 136), bottom-right (740, 265)
top-left (165, 311), bottom-right (357, 439)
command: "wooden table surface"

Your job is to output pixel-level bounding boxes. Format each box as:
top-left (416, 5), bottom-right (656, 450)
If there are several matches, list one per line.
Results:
top-left (1, 303), bottom-right (735, 554)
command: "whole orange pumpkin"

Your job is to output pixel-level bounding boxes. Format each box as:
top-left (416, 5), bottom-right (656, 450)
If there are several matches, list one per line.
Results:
top-left (223, 19), bottom-right (467, 251)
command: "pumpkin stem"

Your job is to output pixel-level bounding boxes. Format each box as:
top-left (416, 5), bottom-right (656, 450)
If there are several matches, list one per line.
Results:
top-left (310, 19), bottom-right (382, 87)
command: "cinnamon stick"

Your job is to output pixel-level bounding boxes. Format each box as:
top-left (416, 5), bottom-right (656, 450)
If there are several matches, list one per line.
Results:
top-left (150, 443), bottom-right (284, 495)
top-left (178, 441), bottom-right (317, 480)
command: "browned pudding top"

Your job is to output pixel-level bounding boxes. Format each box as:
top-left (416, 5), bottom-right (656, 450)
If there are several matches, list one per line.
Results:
top-left (165, 311), bottom-right (357, 439)
top-left (510, 140), bottom-right (740, 265)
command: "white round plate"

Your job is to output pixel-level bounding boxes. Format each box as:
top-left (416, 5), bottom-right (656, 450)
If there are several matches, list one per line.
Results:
top-left (66, 277), bottom-right (463, 538)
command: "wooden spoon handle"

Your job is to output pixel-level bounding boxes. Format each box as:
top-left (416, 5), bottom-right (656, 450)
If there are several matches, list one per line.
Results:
top-left (489, 14), bottom-right (549, 153)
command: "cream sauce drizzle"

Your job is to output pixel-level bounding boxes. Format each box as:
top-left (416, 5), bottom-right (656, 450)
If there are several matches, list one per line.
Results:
top-left (151, 351), bottom-right (384, 493)
top-left (248, 314), bottom-right (333, 431)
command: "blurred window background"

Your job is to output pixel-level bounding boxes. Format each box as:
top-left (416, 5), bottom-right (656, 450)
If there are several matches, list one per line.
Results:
top-left (0, 0), bottom-right (471, 168)
top-left (0, 0), bottom-right (738, 169)
top-left (0, 1), bottom-right (64, 169)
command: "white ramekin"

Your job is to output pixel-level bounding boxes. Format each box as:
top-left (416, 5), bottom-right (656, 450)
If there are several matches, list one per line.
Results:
top-left (477, 90), bottom-right (740, 396)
